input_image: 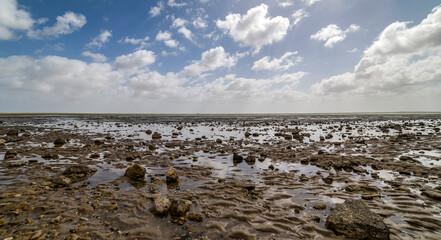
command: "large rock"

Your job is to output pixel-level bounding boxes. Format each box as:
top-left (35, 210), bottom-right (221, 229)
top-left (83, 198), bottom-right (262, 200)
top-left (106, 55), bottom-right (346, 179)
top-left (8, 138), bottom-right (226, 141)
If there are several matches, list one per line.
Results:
top-left (4, 150), bottom-right (18, 159)
top-left (64, 165), bottom-right (96, 175)
top-left (54, 138), bottom-right (66, 146)
top-left (169, 199), bottom-right (191, 217)
top-left (152, 195), bottom-right (171, 216)
top-left (166, 168), bottom-right (179, 183)
top-left (326, 199), bottom-right (389, 240)
top-left (124, 163), bottom-right (146, 180)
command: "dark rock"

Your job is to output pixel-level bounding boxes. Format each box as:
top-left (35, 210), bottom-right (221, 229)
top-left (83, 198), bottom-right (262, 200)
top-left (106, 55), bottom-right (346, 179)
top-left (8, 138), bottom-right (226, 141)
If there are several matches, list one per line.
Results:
top-left (187, 212), bottom-right (204, 222)
top-left (322, 177), bottom-right (333, 184)
top-left (42, 153), bottom-right (58, 160)
top-left (233, 153), bottom-right (243, 163)
top-left (90, 153), bottom-right (100, 159)
top-left (166, 168), bottom-right (179, 183)
top-left (6, 161), bottom-right (26, 167)
top-left (152, 132), bottom-right (162, 139)
top-left (94, 139), bottom-right (104, 145)
top-left (7, 129), bottom-right (18, 136)
top-left (64, 165), bottom-right (97, 175)
top-left (145, 130), bottom-right (152, 135)
top-left (245, 155), bottom-right (256, 165)
top-left (51, 176), bottom-right (72, 187)
top-left (326, 199), bottom-right (389, 240)
top-left (54, 138), bottom-right (66, 146)
top-left (399, 156), bottom-right (413, 161)
top-left (124, 163), bottom-right (146, 180)
top-left (4, 150), bottom-right (18, 159)
top-left (169, 199), bottom-right (191, 217)
top-left (313, 204), bottom-right (327, 210)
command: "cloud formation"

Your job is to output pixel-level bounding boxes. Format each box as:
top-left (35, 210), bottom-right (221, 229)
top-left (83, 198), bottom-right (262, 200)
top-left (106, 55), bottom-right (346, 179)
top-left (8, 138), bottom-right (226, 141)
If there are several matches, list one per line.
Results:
top-left (312, 5), bottom-right (441, 96)
top-left (0, 0), bottom-right (34, 40)
top-left (217, 4), bottom-right (290, 51)
top-left (181, 46), bottom-right (237, 76)
top-left (27, 12), bottom-right (86, 39)
top-left (311, 24), bottom-right (359, 48)
top-left (252, 51), bottom-right (302, 71)
top-left (82, 51), bottom-right (107, 62)
top-left (156, 30), bottom-right (180, 48)
top-left (87, 30), bottom-right (112, 49)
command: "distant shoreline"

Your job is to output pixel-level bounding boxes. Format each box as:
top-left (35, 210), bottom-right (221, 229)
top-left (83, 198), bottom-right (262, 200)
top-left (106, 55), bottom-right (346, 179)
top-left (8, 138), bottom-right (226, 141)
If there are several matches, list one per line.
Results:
top-left (1, 112), bottom-right (441, 117)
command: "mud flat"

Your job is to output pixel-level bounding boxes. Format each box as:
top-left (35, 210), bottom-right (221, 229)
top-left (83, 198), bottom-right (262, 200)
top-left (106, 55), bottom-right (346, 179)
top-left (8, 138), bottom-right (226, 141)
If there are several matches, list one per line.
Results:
top-left (1, 114), bottom-right (441, 239)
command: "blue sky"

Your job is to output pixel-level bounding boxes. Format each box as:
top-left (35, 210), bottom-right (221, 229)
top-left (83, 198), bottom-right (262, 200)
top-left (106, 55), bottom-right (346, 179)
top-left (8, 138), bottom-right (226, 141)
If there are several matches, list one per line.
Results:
top-left (1, 0), bottom-right (441, 113)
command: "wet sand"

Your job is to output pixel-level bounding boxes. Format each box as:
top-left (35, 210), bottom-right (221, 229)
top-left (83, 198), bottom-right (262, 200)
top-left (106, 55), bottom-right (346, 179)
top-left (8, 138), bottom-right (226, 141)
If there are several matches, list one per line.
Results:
top-left (1, 114), bottom-right (441, 239)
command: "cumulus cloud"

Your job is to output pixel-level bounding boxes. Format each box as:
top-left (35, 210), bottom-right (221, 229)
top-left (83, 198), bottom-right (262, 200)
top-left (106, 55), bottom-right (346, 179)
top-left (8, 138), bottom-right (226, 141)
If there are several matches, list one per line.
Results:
top-left (193, 17), bottom-right (207, 28)
top-left (149, 2), bottom-right (164, 17)
top-left (122, 36), bottom-right (150, 49)
top-left (27, 12), bottom-right (86, 39)
top-left (292, 9), bottom-right (309, 26)
top-left (216, 4), bottom-right (290, 51)
top-left (0, 0), bottom-right (34, 40)
top-left (171, 18), bottom-right (193, 41)
top-left (156, 30), bottom-right (180, 48)
top-left (252, 51), bottom-right (302, 71)
top-left (167, 0), bottom-right (186, 8)
top-left (181, 46), bottom-right (237, 76)
top-left (87, 30), bottom-right (112, 49)
top-left (311, 24), bottom-right (359, 48)
top-left (312, 5), bottom-right (441, 96)
top-left (115, 50), bottom-right (156, 70)
top-left (82, 51), bottom-right (107, 62)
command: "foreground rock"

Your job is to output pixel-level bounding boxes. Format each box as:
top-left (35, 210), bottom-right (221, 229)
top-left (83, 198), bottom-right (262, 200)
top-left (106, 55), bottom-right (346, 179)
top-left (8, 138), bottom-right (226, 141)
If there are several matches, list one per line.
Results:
top-left (166, 168), bottom-right (179, 183)
top-left (326, 199), bottom-right (389, 240)
top-left (152, 195), bottom-right (171, 216)
top-left (124, 163), bottom-right (146, 180)
top-left (169, 199), bottom-right (191, 217)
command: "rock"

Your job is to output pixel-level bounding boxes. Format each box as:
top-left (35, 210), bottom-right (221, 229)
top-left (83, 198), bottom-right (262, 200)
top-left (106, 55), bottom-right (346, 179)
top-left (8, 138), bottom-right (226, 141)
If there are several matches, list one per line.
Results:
top-left (233, 153), bottom-right (243, 163)
top-left (313, 204), bottom-right (327, 210)
top-left (187, 212), bottom-right (204, 222)
top-left (326, 199), bottom-right (389, 240)
top-left (42, 153), bottom-right (58, 160)
top-left (0, 139), bottom-right (5, 145)
top-left (51, 176), bottom-right (72, 187)
top-left (152, 195), bottom-right (171, 216)
top-left (4, 150), bottom-right (18, 159)
top-left (90, 153), bottom-right (100, 159)
top-left (7, 129), bottom-right (18, 136)
top-left (6, 161), bottom-right (26, 167)
top-left (169, 199), bottom-right (192, 217)
top-left (94, 139), bottom-right (104, 145)
top-left (245, 155), bottom-right (256, 165)
top-left (322, 177), bottom-right (333, 184)
top-left (54, 138), bottom-right (66, 146)
top-left (166, 168), bottom-right (179, 183)
top-left (152, 132), bottom-right (162, 139)
top-left (216, 138), bottom-right (222, 144)
top-left (124, 163), bottom-right (146, 180)
top-left (399, 156), bottom-right (413, 161)
top-left (64, 165), bottom-right (97, 175)
top-left (146, 130), bottom-right (152, 135)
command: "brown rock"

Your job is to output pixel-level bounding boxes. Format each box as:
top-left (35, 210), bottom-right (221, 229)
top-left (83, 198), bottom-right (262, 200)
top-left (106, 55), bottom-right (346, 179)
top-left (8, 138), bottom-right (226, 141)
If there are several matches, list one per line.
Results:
top-left (166, 168), bottom-right (179, 183)
top-left (152, 195), bottom-right (171, 216)
top-left (187, 212), bottom-right (204, 222)
top-left (124, 163), bottom-right (146, 180)
top-left (169, 199), bottom-right (191, 217)
top-left (4, 150), bottom-right (18, 159)
top-left (54, 138), bottom-right (66, 146)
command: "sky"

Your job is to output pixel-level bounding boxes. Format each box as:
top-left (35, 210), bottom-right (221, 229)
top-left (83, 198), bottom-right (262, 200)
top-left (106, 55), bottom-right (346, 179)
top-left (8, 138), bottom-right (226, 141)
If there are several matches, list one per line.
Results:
top-left (1, 0), bottom-right (441, 113)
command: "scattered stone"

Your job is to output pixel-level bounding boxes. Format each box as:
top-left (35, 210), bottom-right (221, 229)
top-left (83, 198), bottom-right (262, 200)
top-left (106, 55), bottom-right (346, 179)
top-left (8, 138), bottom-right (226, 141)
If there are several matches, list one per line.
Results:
top-left (216, 138), bottom-right (222, 144)
top-left (187, 212), bottom-right (204, 222)
top-left (169, 199), bottom-right (192, 217)
top-left (7, 129), bottom-right (18, 136)
top-left (326, 199), bottom-right (389, 240)
top-left (166, 168), bottom-right (179, 183)
top-left (42, 153), bottom-right (59, 160)
top-left (94, 139), bottom-right (104, 145)
top-left (311, 216), bottom-right (321, 222)
top-left (54, 138), bottom-right (66, 146)
top-left (51, 176), bottom-right (72, 187)
top-left (90, 153), bottom-right (100, 159)
top-left (152, 195), bottom-right (171, 216)
top-left (6, 161), bottom-right (26, 167)
top-left (146, 130), bottom-right (152, 135)
top-left (4, 150), bottom-right (18, 159)
top-left (233, 153), bottom-right (243, 163)
top-left (152, 132), bottom-right (162, 139)
top-left (64, 165), bottom-right (97, 175)
top-left (124, 163), bottom-right (146, 180)
top-left (322, 177), bottom-right (333, 184)
top-left (313, 204), bottom-right (327, 210)
top-left (245, 155), bottom-right (256, 165)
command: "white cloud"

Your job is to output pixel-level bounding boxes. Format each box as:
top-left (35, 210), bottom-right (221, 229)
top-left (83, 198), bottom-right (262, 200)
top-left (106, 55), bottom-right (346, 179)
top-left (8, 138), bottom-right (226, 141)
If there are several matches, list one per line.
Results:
top-left (122, 36), bottom-right (150, 49)
top-left (82, 51), bottom-right (107, 62)
top-left (149, 2), bottom-right (164, 17)
top-left (167, 0), bottom-right (187, 8)
top-left (304, 0), bottom-right (321, 6)
top-left (252, 51), bottom-right (302, 71)
top-left (27, 11), bottom-right (86, 39)
top-left (171, 18), bottom-right (193, 41)
top-left (181, 46), bottom-right (237, 76)
top-left (312, 5), bottom-right (441, 96)
top-left (292, 9), bottom-right (309, 26)
top-left (115, 50), bottom-right (156, 70)
top-left (0, 0), bottom-right (34, 40)
top-left (156, 30), bottom-right (179, 48)
top-left (311, 24), bottom-right (359, 48)
top-left (87, 30), bottom-right (112, 49)
top-left (193, 17), bottom-right (207, 28)
top-left (216, 4), bottom-right (290, 51)
top-left (278, 1), bottom-right (293, 8)
top-left (347, 48), bottom-right (359, 53)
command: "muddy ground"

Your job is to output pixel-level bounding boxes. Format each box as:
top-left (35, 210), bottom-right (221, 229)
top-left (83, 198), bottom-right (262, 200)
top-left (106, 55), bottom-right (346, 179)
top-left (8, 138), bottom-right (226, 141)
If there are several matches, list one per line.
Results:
top-left (0, 114), bottom-right (441, 240)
